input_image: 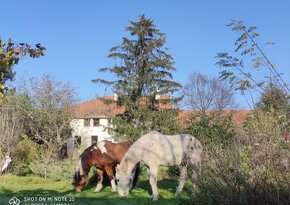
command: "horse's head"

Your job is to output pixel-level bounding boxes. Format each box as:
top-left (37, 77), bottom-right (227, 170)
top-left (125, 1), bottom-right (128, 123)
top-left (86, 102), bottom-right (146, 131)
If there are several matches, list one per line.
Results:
top-left (72, 170), bottom-right (88, 192)
top-left (115, 164), bottom-right (133, 197)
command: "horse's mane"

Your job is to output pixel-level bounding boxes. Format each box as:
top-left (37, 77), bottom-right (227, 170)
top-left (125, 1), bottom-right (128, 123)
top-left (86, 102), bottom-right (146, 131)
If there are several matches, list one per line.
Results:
top-left (73, 170), bottom-right (81, 183)
top-left (79, 143), bottom-right (98, 159)
top-left (118, 141), bottom-right (141, 175)
top-left (74, 142), bottom-right (109, 184)
top-left (75, 143), bottom-right (100, 177)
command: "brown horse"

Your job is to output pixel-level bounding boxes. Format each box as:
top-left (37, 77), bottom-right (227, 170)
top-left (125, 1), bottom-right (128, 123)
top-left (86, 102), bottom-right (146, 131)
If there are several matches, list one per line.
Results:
top-left (73, 140), bottom-right (137, 192)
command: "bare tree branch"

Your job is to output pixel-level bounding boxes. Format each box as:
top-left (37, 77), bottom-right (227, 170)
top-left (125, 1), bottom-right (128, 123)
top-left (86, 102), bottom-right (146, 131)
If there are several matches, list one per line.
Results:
top-left (181, 72), bottom-right (237, 111)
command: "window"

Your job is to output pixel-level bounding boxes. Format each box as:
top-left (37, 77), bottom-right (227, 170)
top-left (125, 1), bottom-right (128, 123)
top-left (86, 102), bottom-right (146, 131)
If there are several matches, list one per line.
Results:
top-left (84, 118), bottom-right (90, 127)
top-left (107, 118), bottom-right (112, 127)
top-left (93, 118), bottom-right (100, 126)
top-left (91, 136), bottom-right (98, 145)
top-left (74, 136), bottom-right (81, 148)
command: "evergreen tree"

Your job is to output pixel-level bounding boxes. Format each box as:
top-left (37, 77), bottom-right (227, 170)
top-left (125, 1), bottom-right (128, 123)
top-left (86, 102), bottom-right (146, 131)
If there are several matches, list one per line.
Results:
top-left (93, 15), bottom-right (182, 140)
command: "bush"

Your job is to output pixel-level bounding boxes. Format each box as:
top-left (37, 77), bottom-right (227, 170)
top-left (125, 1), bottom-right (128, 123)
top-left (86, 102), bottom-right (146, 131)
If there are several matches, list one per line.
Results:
top-left (184, 111), bottom-right (236, 148)
top-left (30, 159), bottom-right (75, 181)
top-left (11, 138), bottom-right (40, 176)
top-left (11, 137), bottom-right (76, 181)
top-left (29, 162), bottom-right (47, 178)
top-left (193, 111), bottom-right (290, 205)
top-left (47, 160), bottom-right (75, 181)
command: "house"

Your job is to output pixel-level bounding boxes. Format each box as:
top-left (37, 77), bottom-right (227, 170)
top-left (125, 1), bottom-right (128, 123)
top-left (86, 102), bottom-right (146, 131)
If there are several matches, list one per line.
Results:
top-left (177, 110), bottom-right (251, 129)
top-left (67, 95), bottom-right (124, 155)
top-left (68, 95), bottom-right (250, 155)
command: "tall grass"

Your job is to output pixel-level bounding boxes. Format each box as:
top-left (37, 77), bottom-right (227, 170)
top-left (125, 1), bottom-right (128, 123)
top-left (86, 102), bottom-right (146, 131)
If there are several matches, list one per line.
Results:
top-left (192, 111), bottom-right (290, 205)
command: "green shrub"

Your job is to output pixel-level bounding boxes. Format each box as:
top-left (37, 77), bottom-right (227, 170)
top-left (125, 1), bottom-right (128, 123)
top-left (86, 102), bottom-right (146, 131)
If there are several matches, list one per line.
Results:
top-left (184, 111), bottom-right (236, 148)
top-left (30, 159), bottom-right (75, 181)
top-left (11, 138), bottom-right (40, 176)
top-left (195, 146), bottom-right (289, 205)
top-left (47, 160), bottom-right (75, 181)
top-left (193, 112), bottom-right (290, 205)
top-left (29, 162), bottom-right (47, 178)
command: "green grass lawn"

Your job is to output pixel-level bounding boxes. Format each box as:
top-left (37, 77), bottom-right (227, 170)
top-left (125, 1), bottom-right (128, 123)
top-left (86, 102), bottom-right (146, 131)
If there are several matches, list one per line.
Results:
top-left (0, 174), bottom-right (192, 205)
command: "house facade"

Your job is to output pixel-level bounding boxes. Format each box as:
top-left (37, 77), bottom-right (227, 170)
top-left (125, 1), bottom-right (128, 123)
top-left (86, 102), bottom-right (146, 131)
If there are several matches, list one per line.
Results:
top-left (69, 117), bottom-right (113, 146)
top-left (67, 96), bottom-right (123, 155)
top-left (68, 95), bottom-right (250, 155)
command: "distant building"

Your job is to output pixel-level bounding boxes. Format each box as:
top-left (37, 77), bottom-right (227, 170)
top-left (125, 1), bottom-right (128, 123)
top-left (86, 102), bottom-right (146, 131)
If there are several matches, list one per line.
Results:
top-left (68, 96), bottom-right (124, 155)
top-left (177, 109), bottom-right (251, 129)
top-left (68, 95), bottom-right (250, 155)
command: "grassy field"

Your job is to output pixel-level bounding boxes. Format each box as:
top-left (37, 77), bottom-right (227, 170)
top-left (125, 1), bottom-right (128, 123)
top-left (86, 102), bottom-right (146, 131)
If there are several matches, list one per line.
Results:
top-left (0, 174), bottom-right (192, 205)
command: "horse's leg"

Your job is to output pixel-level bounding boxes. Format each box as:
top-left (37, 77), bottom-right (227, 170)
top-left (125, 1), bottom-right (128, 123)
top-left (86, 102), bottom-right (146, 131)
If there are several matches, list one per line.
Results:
top-left (104, 165), bottom-right (116, 192)
top-left (129, 166), bottom-right (136, 190)
top-left (131, 162), bottom-right (140, 189)
top-left (192, 166), bottom-right (197, 192)
top-left (175, 165), bottom-right (187, 196)
top-left (95, 168), bottom-right (103, 192)
top-left (191, 163), bottom-right (200, 195)
top-left (148, 165), bottom-right (159, 201)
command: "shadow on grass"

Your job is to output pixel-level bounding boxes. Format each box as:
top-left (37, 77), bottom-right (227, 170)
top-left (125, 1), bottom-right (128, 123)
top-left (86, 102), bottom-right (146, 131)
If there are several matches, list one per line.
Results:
top-left (0, 187), bottom-right (73, 197)
top-left (0, 179), bottom-right (192, 205)
top-left (0, 196), bottom-right (189, 205)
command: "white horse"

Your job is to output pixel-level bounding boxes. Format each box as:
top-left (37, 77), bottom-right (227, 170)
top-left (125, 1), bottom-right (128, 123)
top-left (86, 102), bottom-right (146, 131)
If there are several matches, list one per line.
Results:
top-left (115, 131), bottom-right (203, 201)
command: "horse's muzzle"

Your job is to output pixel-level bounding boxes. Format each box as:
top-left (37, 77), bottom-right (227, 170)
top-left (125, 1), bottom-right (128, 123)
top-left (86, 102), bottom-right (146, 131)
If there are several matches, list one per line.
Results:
top-left (74, 187), bottom-right (82, 193)
top-left (118, 191), bottom-right (129, 197)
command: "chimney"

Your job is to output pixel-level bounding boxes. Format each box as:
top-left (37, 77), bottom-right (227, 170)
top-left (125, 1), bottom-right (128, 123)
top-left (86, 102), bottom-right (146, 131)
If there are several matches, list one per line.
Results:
top-left (155, 94), bottom-right (160, 100)
top-left (114, 93), bottom-right (118, 101)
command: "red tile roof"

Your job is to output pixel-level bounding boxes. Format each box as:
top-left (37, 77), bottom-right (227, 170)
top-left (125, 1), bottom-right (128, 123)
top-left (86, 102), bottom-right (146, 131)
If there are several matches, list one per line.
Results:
top-left (177, 110), bottom-right (251, 129)
top-left (72, 96), bottom-right (250, 128)
top-left (72, 95), bottom-right (173, 118)
top-left (71, 96), bottom-right (124, 118)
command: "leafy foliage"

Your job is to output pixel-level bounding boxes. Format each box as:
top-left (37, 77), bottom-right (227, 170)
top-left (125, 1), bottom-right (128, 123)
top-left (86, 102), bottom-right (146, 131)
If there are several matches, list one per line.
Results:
top-left (113, 108), bottom-right (180, 141)
top-left (256, 84), bottom-right (290, 113)
top-left (0, 94), bottom-right (30, 158)
top-left (93, 15), bottom-right (182, 139)
top-left (256, 85), bottom-right (290, 135)
top-left (11, 137), bottom-right (40, 176)
top-left (30, 159), bottom-right (75, 181)
top-left (216, 20), bottom-right (289, 98)
top-left (20, 74), bottom-right (76, 158)
top-left (0, 38), bottom-right (45, 95)
top-left (183, 111), bottom-right (236, 147)
top-left (193, 20), bottom-right (290, 205)
top-left (193, 110), bottom-right (290, 205)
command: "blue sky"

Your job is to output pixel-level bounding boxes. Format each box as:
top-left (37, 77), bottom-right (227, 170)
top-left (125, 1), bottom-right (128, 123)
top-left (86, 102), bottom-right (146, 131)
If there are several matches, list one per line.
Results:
top-left (1, 1), bottom-right (290, 109)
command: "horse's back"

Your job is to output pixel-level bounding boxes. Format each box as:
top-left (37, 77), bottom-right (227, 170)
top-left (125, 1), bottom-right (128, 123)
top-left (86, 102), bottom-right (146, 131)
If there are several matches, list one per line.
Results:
top-left (132, 131), bottom-right (195, 166)
top-left (105, 141), bottom-right (133, 163)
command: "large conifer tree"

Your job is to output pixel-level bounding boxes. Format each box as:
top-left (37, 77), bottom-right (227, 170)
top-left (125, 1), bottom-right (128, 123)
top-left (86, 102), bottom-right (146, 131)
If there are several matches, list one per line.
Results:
top-left (93, 15), bottom-right (182, 140)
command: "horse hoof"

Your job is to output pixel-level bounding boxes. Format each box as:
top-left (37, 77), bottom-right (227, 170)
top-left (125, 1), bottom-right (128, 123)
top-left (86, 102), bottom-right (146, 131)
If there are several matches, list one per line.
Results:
top-left (111, 189), bottom-right (117, 192)
top-left (152, 195), bottom-right (158, 201)
top-left (95, 184), bottom-right (103, 192)
top-left (175, 190), bottom-right (181, 196)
